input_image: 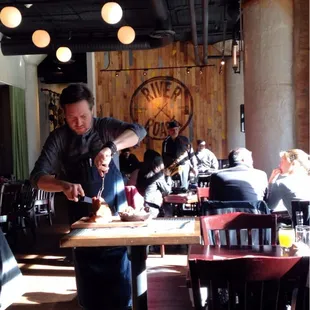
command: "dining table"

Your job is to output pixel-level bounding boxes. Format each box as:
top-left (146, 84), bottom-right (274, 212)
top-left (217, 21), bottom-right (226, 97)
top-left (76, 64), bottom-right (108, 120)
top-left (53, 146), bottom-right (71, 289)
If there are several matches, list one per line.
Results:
top-left (189, 244), bottom-right (310, 309)
top-left (60, 216), bottom-right (201, 310)
top-left (163, 193), bottom-right (198, 216)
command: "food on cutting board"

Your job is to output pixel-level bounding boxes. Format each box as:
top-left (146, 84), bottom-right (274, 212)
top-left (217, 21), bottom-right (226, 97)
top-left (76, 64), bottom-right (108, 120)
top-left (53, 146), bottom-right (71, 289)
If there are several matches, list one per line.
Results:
top-left (118, 206), bottom-right (151, 221)
top-left (88, 197), bottom-right (112, 223)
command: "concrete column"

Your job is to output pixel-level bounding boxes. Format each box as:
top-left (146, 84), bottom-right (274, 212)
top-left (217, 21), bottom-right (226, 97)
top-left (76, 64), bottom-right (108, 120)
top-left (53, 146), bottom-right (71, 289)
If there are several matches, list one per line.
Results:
top-left (243, 0), bottom-right (294, 174)
top-left (23, 55), bottom-right (46, 172)
top-left (226, 57), bottom-right (245, 152)
top-left (293, 0), bottom-right (309, 152)
top-left (87, 52), bottom-right (97, 116)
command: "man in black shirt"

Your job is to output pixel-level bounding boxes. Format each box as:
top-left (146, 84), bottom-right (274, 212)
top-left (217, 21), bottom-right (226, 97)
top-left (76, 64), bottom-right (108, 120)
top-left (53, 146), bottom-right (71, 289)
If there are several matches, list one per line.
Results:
top-left (162, 120), bottom-right (194, 189)
top-left (119, 148), bottom-right (140, 175)
top-left (30, 84), bottom-right (146, 310)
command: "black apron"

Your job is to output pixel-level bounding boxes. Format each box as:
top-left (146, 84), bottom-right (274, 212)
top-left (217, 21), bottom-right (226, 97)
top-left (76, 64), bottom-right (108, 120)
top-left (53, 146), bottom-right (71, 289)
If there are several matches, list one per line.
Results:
top-left (63, 135), bottom-right (131, 310)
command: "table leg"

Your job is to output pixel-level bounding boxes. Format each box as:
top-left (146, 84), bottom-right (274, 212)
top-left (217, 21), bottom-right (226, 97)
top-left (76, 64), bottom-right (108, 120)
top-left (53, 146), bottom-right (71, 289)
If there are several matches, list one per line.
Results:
top-left (128, 245), bottom-right (148, 310)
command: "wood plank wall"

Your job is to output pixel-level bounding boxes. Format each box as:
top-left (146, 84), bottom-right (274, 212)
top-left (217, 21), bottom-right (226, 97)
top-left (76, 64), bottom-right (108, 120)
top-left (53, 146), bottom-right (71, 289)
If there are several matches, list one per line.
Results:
top-left (95, 42), bottom-right (227, 160)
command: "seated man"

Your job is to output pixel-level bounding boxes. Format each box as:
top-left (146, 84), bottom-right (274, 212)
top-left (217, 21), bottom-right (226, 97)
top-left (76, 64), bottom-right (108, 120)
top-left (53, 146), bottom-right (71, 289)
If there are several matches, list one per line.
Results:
top-left (209, 147), bottom-right (268, 201)
top-left (195, 140), bottom-right (219, 173)
top-left (119, 148), bottom-right (140, 176)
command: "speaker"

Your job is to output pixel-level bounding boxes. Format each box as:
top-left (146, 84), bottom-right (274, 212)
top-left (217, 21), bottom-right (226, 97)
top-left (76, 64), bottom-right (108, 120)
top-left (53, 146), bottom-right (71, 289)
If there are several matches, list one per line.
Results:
top-left (240, 104), bottom-right (245, 132)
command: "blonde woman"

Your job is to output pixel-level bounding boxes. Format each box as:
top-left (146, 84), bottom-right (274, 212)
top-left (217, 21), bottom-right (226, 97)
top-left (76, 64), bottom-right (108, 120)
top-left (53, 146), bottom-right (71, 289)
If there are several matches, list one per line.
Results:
top-left (268, 149), bottom-right (310, 216)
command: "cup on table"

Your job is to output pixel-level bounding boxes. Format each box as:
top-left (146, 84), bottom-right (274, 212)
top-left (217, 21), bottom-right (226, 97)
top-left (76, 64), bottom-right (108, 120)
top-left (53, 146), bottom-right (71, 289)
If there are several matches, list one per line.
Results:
top-left (278, 226), bottom-right (295, 251)
top-left (295, 211), bottom-right (304, 226)
top-left (295, 225), bottom-right (310, 247)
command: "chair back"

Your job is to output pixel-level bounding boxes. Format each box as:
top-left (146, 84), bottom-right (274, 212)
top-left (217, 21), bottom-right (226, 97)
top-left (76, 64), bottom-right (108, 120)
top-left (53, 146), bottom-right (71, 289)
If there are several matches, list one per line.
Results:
top-left (124, 185), bottom-right (144, 210)
top-left (291, 200), bottom-right (310, 227)
top-left (17, 182), bottom-right (37, 212)
top-left (201, 212), bottom-right (277, 246)
top-left (189, 255), bottom-right (309, 310)
top-left (196, 187), bottom-right (209, 202)
top-left (0, 183), bottom-right (23, 215)
top-left (199, 200), bottom-right (270, 216)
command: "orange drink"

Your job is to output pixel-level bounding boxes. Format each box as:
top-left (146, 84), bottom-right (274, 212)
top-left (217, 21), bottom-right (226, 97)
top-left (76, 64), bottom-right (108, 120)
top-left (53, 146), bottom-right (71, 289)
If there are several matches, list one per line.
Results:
top-left (278, 227), bottom-right (295, 249)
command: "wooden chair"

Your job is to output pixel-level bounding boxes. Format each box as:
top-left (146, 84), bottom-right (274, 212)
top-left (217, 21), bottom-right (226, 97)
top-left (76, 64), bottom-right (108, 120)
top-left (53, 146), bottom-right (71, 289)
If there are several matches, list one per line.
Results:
top-left (201, 212), bottom-right (277, 246)
top-left (196, 187), bottom-right (209, 215)
top-left (33, 189), bottom-right (55, 227)
top-left (125, 185), bottom-right (165, 257)
top-left (189, 255), bottom-right (309, 310)
top-left (199, 200), bottom-right (270, 216)
top-left (0, 183), bottom-right (23, 234)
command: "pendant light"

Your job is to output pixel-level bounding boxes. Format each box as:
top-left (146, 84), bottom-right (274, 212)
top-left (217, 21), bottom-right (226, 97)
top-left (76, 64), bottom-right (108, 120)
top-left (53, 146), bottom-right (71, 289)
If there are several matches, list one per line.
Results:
top-left (56, 47), bottom-right (72, 63)
top-left (0, 6), bottom-right (22, 28)
top-left (32, 30), bottom-right (51, 48)
top-left (117, 26), bottom-right (135, 44)
top-left (101, 2), bottom-right (123, 24)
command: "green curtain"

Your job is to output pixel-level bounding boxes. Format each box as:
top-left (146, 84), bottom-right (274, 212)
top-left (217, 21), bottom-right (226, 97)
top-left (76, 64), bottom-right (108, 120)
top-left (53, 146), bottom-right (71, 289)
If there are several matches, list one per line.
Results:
top-left (10, 86), bottom-right (29, 180)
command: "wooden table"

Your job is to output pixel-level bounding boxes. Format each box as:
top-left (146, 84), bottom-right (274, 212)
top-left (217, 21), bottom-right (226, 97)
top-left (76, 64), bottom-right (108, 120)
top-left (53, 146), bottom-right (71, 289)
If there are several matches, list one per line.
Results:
top-left (60, 217), bottom-right (201, 310)
top-left (188, 245), bottom-right (309, 309)
top-left (164, 193), bottom-right (198, 216)
top-left (188, 244), bottom-right (305, 261)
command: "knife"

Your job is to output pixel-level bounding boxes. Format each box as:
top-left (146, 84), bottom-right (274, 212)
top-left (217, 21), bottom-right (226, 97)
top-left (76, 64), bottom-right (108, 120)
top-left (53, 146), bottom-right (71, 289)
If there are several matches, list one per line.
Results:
top-left (78, 195), bottom-right (93, 204)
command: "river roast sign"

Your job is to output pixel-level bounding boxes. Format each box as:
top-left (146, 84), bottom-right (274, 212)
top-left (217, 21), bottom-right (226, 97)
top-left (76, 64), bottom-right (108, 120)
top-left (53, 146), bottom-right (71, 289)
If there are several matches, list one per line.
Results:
top-left (130, 76), bottom-right (193, 140)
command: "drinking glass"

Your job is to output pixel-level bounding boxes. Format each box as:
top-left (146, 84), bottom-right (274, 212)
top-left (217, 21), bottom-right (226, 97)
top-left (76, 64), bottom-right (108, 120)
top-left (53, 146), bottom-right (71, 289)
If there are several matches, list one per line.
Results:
top-left (278, 227), bottom-right (295, 251)
top-left (295, 225), bottom-right (310, 246)
top-left (295, 211), bottom-right (304, 226)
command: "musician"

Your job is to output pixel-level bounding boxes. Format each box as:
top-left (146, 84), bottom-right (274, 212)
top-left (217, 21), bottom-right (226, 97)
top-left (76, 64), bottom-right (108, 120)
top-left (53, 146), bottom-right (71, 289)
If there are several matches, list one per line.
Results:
top-left (162, 120), bottom-right (195, 189)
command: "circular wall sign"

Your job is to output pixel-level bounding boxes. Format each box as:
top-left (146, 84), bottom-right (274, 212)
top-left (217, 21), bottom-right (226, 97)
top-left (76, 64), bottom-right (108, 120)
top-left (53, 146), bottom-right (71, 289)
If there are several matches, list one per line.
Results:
top-left (130, 76), bottom-right (193, 140)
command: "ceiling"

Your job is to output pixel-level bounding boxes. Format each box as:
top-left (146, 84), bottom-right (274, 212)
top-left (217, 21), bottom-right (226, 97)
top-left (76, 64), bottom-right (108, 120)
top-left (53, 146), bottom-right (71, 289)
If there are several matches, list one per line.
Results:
top-left (0, 0), bottom-right (240, 83)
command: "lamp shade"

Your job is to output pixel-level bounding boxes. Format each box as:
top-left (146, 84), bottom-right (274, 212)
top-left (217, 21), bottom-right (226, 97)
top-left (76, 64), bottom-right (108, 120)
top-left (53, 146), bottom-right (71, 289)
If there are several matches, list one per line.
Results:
top-left (117, 26), bottom-right (135, 44)
top-left (101, 2), bottom-right (123, 24)
top-left (0, 6), bottom-right (22, 28)
top-left (56, 47), bottom-right (72, 63)
top-left (32, 30), bottom-right (51, 48)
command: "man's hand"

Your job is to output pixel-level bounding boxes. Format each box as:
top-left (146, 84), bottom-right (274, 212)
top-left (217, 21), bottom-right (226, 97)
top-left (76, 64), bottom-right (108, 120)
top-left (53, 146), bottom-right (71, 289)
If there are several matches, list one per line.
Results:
top-left (94, 147), bottom-right (112, 177)
top-left (62, 181), bottom-right (85, 202)
top-left (269, 168), bottom-right (281, 183)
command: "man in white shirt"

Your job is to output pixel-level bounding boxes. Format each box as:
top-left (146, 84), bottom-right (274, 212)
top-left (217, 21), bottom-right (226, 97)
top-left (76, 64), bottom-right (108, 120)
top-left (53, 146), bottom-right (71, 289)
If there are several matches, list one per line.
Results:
top-left (195, 140), bottom-right (219, 173)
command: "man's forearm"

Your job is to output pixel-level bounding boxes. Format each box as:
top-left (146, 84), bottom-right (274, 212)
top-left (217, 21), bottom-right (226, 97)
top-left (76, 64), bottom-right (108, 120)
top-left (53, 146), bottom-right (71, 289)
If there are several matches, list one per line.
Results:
top-left (113, 129), bottom-right (140, 151)
top-left (37, 175), bottom-right (66, 192)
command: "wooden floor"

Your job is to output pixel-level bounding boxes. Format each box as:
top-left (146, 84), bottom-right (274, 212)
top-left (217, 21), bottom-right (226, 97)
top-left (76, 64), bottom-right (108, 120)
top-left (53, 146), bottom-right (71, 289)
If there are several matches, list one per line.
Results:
top-left (6, 194), bottom-right (193, 310)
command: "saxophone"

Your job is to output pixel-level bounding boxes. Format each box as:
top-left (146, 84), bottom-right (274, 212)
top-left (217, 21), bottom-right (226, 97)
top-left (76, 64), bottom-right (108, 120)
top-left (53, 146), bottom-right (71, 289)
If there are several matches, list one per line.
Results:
top-left (165, 150), bottom-right (189, 176)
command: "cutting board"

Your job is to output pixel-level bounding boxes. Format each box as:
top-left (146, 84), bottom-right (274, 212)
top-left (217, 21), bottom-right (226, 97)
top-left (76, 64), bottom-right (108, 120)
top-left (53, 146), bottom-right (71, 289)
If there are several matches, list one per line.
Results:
top-left (71, 216), bottom-right (150, 229)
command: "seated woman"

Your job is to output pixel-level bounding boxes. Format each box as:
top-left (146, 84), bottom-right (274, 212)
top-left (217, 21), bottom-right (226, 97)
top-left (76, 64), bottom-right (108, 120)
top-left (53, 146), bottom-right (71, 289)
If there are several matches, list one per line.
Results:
top-left (268, 149), bottom-right (310, 216)
top-left (136, 149), bottom-right (172, 218)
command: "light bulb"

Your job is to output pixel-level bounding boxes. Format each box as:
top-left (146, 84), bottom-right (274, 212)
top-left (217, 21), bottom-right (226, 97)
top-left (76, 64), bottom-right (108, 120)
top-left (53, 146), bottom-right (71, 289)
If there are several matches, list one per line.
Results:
top-left (221, 60), bottom-right (225, 65)
top-left (0, 6), bottom-right (22, 28)
top-left (101, 2), bottom-right (123, 24)
top-left (32, 30), bottom-right (50, 48)
top-left (117, 26), bottom-right (135, 44)
top-left (56, 47), bottom-right (72, 63)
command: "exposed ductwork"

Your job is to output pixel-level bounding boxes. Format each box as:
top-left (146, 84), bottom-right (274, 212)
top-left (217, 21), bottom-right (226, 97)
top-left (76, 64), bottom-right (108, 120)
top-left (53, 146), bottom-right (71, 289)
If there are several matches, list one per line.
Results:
top-left (189, 0), bottom-right (201, 65)
top-left (1, 36), bottom-right (174, 56)
top-left (1, 0), bottom-right (175, 56)
top-left (202, 0), bottom-right (209, 65)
